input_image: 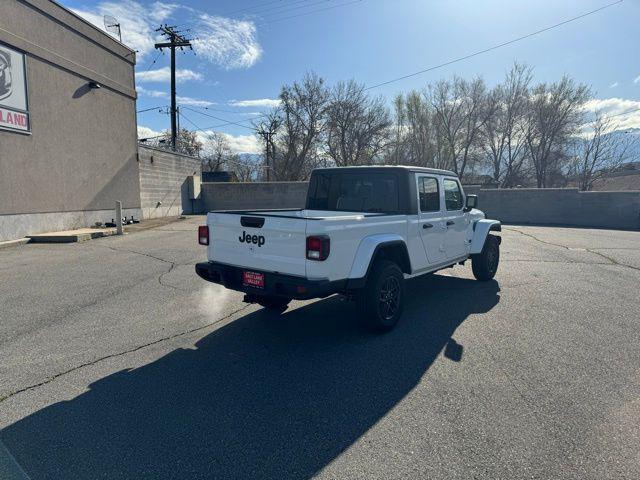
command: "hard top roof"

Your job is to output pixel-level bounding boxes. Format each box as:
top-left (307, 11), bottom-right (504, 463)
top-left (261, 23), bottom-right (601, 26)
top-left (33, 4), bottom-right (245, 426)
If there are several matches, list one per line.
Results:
top-left (312, 165), bottom-right (458, 177)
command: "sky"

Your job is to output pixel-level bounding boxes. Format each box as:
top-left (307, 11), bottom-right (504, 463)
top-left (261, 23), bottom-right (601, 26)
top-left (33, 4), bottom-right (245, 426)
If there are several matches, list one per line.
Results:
top-left (60, 0), bottom-right (640, 154)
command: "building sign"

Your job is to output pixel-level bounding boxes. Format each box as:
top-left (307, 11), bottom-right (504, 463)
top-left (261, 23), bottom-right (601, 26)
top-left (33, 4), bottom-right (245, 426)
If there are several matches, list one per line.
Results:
top-left (0, 43), bottom-right (29, 133)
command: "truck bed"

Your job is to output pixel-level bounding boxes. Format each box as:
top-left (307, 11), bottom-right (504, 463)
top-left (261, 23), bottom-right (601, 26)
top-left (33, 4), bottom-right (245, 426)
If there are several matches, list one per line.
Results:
top-left (205, 209), bottom-right (406, 280)
top-left (211, 209), bottom-right (387, 220)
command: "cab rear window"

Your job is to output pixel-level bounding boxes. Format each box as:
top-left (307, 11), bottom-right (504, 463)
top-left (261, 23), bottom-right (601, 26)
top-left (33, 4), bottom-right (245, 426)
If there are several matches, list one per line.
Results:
top-left (307, 172), bottom-right (400, 213)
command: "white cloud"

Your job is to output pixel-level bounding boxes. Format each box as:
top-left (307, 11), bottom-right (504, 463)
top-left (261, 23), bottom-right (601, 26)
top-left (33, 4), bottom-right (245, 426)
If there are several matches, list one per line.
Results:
top-left (581, 97), bottom-right (640, 133)
top-left (137, 87), bottom-right (214, 107)
top-left (176, 96), bottom-right (215, 107)
top-left (609, 82), bottom-right (618, 88)
top-left (222, 133), bottom-right (261, 154)
top-left (138, 126), bottom-right (260, 154)
top-left (196, 131), bottom-right (261, 154)
top-left (634, 75), bottom-right (640, 84)
top-left (137, 67), bottom-right (203, 83)
top-left (149, 1), bottom-right (179, 23)
top-left (137, 86), bottom-right (168, 98)
top-left (137, 125), bottom-right (162, 139)
top-left (72, 1), bottom-right (178, 59)
top-left (74, 2), bottom-right (263, 69)
top-left (193, 14), bottom-right (262, 69)
top-left (229, 98), bottom-right (281, 108)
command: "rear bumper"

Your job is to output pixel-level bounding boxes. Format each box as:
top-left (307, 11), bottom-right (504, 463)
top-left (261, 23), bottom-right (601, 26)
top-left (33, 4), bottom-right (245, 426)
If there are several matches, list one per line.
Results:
top-left (195, 261), bottom-right (347, 300)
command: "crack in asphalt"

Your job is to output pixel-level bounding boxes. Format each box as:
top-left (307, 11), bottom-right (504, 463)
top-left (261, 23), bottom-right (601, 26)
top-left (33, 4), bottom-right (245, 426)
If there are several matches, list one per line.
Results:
top-left (99, 245), bottom-right (194, 291)
top-left (502, 259), bottom-right (610, 265)
top-left (0, 304), bottom-right (252, 404)
top-left (504, 228), bottom-right (640, 272)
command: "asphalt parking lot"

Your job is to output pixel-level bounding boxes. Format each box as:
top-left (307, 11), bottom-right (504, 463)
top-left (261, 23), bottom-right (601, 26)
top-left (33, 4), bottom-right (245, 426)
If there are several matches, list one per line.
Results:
top-left (0, 217), bottom-right (638, 480)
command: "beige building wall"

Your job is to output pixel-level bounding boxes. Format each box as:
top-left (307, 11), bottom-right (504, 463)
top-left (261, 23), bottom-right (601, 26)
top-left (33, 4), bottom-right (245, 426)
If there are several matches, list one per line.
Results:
top-left (0, 0), bottom-right (140, 241)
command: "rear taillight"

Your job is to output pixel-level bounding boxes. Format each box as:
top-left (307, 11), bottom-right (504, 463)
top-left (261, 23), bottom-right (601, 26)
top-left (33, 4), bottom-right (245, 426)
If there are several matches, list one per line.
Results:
top-left (306, 235), bottom-right (330, 261)
top-left (198, 226), bottom-right (209, 245)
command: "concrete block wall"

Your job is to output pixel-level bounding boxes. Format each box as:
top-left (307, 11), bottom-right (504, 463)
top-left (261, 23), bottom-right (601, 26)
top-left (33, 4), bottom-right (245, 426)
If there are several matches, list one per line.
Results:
top-left (469, 188), bottom-right (640, 230)
top-left (200, 182), bottom-right (639, 230)
top-left (137, 146), bottom-right (202, 219)
top-left (200, 182), bottom-right (308, 211)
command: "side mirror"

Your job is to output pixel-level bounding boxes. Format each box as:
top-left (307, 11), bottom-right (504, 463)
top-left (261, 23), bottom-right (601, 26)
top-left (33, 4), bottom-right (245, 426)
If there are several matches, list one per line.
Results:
top-left (464, 194), bottom-right (477, 212)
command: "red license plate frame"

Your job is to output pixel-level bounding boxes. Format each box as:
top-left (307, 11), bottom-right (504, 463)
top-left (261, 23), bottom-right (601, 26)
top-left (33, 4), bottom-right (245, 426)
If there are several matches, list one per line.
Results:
top-left (242, 271), bottom-right (265, 289)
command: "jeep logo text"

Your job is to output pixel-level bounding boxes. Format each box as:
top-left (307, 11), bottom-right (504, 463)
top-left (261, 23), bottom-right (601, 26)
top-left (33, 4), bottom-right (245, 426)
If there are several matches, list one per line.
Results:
top-left (239, 230), bottom-right (265, 247)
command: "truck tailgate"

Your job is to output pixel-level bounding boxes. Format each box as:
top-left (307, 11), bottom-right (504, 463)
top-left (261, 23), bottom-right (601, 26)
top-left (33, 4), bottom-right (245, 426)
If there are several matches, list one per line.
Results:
top-left (207, 212), bottom-right (307, 277)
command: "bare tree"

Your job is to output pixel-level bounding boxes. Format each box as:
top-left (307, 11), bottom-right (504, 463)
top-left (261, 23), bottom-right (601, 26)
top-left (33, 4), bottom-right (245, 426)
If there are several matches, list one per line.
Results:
top-left (201, 132), bottom-right (231, 172)
top-left (230, 154), bottom-right (259, 182)
top-left (149, 128), bottom-right (203, 156)
top-left (570, 112), bottom-right (636, 190)
top-left (392, 94), bottom-right (405, 165)
top-left (482, 63), bottom-right (532, 187)
top-left (524, 76), bottom-right (590, 187)
top-left (429, 76), bottom-right (494, 177)
top-left (404, 91), bottom-right (436, 167)
top-left (159, 128), bottom-right (202, 157)
top-left (263, 72), bottom-right (329, 180)
top-left (325, 80), bottom-right (391, 166)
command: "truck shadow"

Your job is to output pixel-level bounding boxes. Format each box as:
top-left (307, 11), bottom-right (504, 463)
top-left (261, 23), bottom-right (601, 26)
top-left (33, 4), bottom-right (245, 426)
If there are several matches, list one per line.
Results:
top-left (2, 274), bottom-right (500, 479)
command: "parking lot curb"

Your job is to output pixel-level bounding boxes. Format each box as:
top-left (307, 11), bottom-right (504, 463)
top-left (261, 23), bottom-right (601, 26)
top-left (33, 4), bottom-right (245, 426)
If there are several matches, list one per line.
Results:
top-left (27, 229), bottom-right (117, 243)
top-left (0, 238), bottom-right (30, 250)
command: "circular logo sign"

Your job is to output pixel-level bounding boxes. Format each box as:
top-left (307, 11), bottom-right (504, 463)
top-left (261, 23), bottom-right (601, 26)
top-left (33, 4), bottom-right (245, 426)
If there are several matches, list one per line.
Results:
top-left (0, 50), bottom-right (13, 102)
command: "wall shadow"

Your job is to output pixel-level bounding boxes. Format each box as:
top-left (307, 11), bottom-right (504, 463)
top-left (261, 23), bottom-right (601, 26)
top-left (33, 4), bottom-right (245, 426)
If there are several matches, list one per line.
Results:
top-left (1, 274), bottom-right (500, 479)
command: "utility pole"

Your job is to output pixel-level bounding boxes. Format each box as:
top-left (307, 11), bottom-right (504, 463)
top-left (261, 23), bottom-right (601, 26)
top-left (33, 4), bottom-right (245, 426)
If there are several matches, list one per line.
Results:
top-left (257, 128), bottom-right (275, 181)
top-left (176, 105), bottom-right (180, 147)
top-left (154, 25), bottom-right (192, 151)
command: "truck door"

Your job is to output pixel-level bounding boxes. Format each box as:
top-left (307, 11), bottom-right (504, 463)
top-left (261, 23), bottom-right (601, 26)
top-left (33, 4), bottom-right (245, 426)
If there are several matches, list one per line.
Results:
top-left (442, 178), bottom-right (468, 259)
top-left (416, 175), bottom-right (447, 265)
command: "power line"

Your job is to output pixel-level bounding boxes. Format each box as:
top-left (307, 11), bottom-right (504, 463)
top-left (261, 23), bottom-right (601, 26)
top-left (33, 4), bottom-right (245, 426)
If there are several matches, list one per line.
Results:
top-left (607, 107), bottom-right (640, 119)
top-left (186, 105), bottom-right (270, 116)
top-left (258, 0), bottom-right (362, 25)
top-left (242, 0), bottom-right (318, 18)
top-left (579, 106), bottom-right (640, 128)
top-left (364, 0), bottom-right (624, 91)
top-left (137, 105), bottom-right (168, 113)
top-left (180, 106), bottom-right (258, 130)
top-left (139, 50), bottom-right (162, 74)
top-left (198, 118), bottom-right (261, 130)
top-left (178, 0), bottom-right (359, 31)
top-left (178, 1), bottom-right (316, 28)
top-left (177, 109), bottom-right (203, 131)
top-left (178, 110), bottom-right (267, 169)
top-left (221, 0), bottom-right (292, 17)
top-left (255, 0), bottom-right (336, 19)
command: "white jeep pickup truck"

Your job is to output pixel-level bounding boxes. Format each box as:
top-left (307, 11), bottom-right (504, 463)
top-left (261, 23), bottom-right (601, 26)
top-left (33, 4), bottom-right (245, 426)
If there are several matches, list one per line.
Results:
top-left (196, 166), bottom-right (501, 332)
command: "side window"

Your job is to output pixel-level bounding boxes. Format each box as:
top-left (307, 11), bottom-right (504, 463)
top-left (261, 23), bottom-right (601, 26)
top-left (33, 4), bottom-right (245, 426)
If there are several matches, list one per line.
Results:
top-left (443, 179), bottom-right (463, 211)
top-left (418, 177), bottom-right (440, 212)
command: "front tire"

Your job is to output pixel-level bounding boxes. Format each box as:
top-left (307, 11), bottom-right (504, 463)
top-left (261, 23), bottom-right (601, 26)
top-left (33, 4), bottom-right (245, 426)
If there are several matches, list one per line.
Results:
top-left (257, 296), bottom-right (291, 313)
top-left (472, 234), bottom-right (500, 281)
top-left (357, 260), bottom-right (405, 333)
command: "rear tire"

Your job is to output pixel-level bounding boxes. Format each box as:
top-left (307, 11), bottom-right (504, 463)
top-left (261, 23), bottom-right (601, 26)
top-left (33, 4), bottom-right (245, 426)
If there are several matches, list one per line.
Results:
top-left (257, 296), bottom-right (291, 313)
top-left (357, 260), bottom-right (405, 333)
top-left (472, 234), bottom-right (500, 281)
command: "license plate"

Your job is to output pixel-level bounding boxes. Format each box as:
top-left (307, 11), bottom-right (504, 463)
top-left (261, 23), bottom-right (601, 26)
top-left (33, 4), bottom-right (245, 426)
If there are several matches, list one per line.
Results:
top-left (242, 271), bottom-right (264, 289)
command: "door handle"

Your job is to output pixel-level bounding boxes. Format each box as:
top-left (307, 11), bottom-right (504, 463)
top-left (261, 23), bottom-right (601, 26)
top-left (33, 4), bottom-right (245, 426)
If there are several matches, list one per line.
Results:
top-left (422, 223), bottom-right (433, 229)
top-left (446, 220), bottom-right (455, 226)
